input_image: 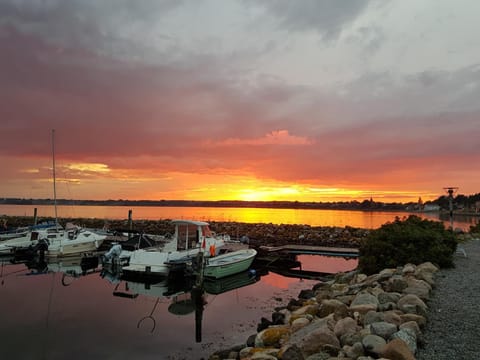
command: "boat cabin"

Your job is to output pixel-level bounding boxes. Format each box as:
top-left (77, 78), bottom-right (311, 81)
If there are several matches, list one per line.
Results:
top-left (173, 220), bottom-right (213, 252)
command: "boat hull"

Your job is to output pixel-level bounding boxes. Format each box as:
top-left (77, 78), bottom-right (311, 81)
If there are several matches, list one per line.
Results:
top-left (203, 248), bottom-right (257, 279)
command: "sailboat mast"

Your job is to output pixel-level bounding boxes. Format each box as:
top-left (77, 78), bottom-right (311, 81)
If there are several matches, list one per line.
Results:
top-left (51, 129), bottom-right (59, 230)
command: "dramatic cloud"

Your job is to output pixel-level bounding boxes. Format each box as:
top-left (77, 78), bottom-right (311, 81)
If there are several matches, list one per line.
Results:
top-left (1, 0), bottom-right (479, 202)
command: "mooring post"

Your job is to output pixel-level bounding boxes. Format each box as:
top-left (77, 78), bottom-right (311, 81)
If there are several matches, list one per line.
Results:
top-left (195, 251), bottom-right (204, 287)
top-left (33, 208), bottom-right (38, 226)
top-left (128, 209), bottom-right (133, 240)
top-left (193, 286), bottom-right (205, 343)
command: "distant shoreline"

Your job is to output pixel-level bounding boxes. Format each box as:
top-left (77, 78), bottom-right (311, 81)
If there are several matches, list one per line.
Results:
top-left (0, 198), bottom-right (410, 211)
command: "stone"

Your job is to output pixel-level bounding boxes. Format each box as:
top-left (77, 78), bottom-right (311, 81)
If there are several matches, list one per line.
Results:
top-left (397, 294), bottom-right (428, 317)
top-left (414, 262), bottom-right (438, 286)
top-left (340, 331), bottom-right (364, 347)
top-left (391, 328), bottom-right (417, 354)
top-left (334, 317), bottom-right (359, 338)
top-left (287, 322), bottom-right (340, 357)
top-left (298, 289), bottom-right (316, 299)
top-left (361, 334), bottom-right (387, 356)
top-left (378, 292), bottom-right (401, 305)
top-left (350, 292), bottom-right (379, 314)
top-left (402, 277), bottom-right (432, 300)
top-left (280, 344), bottom-right (305, 360)
top-left (343, 341), bottom-right (364, 358)
top-left (318, 299), bottom-right (349, 319)
top-left (385, 275), bottom-right (408, 293)
top-left (330, 283), bottom-right (349, 296)
top-left (251, 350), bottom-right (278, 360)
top-left (370, 321), bottom-right (398, 340)
top-left (402, 264), bottom-right (416, 275)
top-left (399, 321), bottom-right (422, 339)
top-left (383, 311), bottom-right (402, 326)
top-left (315, 289), bottom-right (333, 302)
top-left (304, 352), bottom-right (331, 360)
top-left (291, 317), bottom-right (311, 333)
top-left (364, 311), bottom-right (385, 325)
top-left (255, 325), bottom-right (290, 347)
top-left (399, 314), bottom-right (426, 328)
top-left (351, 292), bottom-right (380, 307)
top-left (272, 311), bottom-right (286, 325)
top-left (292, 304), bottom-right (320, 318)
top-left (381, 338), bottom-right (415, 360)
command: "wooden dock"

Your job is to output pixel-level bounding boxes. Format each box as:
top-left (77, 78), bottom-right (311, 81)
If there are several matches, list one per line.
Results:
top-left (257, 244), bottom-right (359, 258)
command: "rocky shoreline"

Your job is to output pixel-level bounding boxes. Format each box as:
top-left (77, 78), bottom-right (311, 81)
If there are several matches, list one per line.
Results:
top-left (209, 261), bottom-right (438, 360)
top-left (2, 217), bottom-right (370, 249)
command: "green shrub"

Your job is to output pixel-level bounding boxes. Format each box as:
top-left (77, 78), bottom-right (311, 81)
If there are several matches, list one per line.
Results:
top-left (358, 215), bottom-right (457, 275)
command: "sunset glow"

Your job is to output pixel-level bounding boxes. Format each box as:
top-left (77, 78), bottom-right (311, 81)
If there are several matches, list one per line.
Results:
top-left (1, 1), bottom-right (479, 202)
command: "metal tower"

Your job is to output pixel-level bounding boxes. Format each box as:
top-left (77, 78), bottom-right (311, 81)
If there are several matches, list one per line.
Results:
top-left (443, 186), bottom-right (458, 229)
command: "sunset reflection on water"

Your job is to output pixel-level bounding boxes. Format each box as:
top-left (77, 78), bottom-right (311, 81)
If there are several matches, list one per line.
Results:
top-left (0, 204), bottom-right (447, 228)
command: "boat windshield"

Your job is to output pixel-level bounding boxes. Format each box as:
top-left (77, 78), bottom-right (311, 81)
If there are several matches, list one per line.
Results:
top-left (177, 224), bottom-right (200, 251)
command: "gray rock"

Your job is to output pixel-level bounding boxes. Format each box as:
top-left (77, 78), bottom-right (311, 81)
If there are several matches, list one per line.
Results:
top-left (361, 334), bottom-right (386, 356)
top-left (281, 344), bottom-right (305, 360)
top-left (370, 321), bottom-right (398, 340)
top-left (391, 328), bottom-right (417, 354)
top-left (378, 291), bottom-right (401, 304)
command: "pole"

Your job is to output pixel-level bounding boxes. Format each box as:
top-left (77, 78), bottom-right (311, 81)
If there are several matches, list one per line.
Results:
top-left (51, 129), bottom-right (59, 231)
top-left (128, 209), bottom-right (133, 240)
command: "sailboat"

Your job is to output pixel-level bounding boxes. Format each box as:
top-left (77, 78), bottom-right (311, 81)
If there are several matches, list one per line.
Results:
top-left (35, 130), bottom-right (106, 257)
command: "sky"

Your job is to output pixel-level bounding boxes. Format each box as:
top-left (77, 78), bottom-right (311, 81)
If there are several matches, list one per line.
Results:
top-left (1, 0), bottom-right (479, 203)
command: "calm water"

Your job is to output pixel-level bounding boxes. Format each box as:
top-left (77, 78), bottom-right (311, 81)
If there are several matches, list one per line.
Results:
top-left (0, 254), bottom-right (357, 360)
top-left (0, 204), bottom-right (477, 230)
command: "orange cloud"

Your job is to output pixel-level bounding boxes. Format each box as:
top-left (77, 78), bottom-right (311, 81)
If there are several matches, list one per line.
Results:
top-left (207, 130), bottom-right (313, 146)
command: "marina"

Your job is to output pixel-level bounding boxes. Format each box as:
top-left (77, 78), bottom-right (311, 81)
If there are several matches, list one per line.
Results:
top-left (0, 206), bottom-right (477, 359)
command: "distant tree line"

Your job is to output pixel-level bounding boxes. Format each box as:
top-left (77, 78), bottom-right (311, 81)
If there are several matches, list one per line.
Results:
top-left (0, 193), bottom-right (478, 211)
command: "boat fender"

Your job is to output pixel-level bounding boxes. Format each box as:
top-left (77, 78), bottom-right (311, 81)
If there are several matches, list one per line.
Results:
top-left (209, 244), bottom-right (216, 257)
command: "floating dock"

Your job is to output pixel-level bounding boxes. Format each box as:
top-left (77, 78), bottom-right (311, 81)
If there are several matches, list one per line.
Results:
top-left (257, 244), bottom-right (359, 258)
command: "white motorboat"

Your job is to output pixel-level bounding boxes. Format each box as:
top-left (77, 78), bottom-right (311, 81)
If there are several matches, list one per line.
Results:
top-left (102, 233), bottom-right (169, 266)
top-left (38, 224), bottom-right (106, 257)
top-left (0, 222), bottom-right (62, 255)
top-left (122, 219), bottom-right (230, 279)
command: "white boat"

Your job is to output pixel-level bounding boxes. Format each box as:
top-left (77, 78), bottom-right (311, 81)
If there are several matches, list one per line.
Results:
top-left (203, 248), bottom-right (257, 279)
top-left (102, 233), bottom-right (169, 266)
top-left (122, 219), bottom-right (230, 279)
top-left (39, 224), bottom-right (106, 257)
top-left (0, 222), bottom-right (61, 255)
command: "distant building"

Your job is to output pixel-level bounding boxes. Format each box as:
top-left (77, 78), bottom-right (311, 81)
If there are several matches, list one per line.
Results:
top-left (423, 204), bottom-right (440, 212)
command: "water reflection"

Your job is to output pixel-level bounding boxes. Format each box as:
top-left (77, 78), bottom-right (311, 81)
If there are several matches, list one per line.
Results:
top-left (0, 250), bottom-right (356, 359)
top-left (2, 204), bottom-right (478, 230)
top-left (101, 262), bottom-right (261, 342)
